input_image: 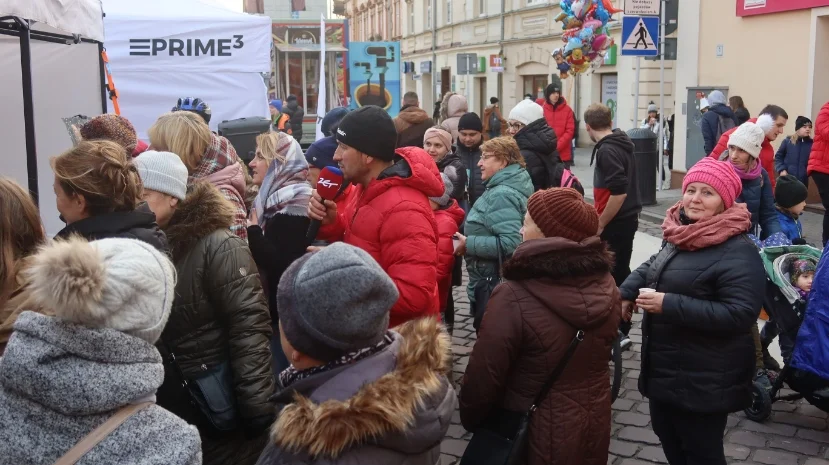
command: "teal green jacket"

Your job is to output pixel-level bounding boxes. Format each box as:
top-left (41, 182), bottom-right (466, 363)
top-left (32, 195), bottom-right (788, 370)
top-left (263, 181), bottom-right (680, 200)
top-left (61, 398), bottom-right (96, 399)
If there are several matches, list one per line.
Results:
top-left (464, 163), bottom-right (534, 300)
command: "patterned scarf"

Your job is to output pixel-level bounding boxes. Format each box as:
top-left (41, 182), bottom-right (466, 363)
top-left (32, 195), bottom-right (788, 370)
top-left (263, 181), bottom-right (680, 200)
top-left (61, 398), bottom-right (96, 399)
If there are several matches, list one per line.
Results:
top-left (190, 133), bottom-right (248, 239)
top-left (278, 332), bottom-right (395, 389)
top-left (730, 159), bottom-right (762, 181)
top-left (253, 136), bottom-right (312, 229)
top-left (662, 201), bottom-right (752, 251)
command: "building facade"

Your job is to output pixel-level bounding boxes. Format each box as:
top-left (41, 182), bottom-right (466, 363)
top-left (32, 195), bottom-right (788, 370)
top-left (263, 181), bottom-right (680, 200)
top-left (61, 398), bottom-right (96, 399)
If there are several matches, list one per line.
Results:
top-left (343, 0), bottom-right (404, 42)
top-left (395, 0), bottom-right (677, 158)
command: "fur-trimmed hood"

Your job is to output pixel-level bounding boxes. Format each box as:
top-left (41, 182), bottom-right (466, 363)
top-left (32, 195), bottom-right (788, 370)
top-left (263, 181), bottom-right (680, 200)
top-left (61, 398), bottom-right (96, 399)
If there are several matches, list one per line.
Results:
top-left (262, 318), bottom-right (456, 462)
top-left (164, 182), bottom-right (235, 259)
top-left (502, 237), bottom-right (617, 330)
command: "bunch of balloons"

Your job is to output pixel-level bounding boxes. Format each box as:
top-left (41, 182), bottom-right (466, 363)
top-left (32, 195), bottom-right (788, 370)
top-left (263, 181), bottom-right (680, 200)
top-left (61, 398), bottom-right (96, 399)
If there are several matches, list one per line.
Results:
top-left (552, 0), bottom-right (621, 78)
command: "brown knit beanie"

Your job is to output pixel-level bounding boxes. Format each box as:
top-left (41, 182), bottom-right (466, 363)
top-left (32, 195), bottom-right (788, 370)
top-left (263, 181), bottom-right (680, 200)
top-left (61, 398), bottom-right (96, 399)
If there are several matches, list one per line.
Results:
top-left (80, 114), bottom-right (139, 153)
top-left (527, 188), bottom-right (599, 242)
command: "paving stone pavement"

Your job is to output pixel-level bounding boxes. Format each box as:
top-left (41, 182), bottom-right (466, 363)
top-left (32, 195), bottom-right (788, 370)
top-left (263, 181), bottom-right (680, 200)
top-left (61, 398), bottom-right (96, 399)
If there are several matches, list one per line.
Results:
top-left (440, 237), bottom-right (829, 465)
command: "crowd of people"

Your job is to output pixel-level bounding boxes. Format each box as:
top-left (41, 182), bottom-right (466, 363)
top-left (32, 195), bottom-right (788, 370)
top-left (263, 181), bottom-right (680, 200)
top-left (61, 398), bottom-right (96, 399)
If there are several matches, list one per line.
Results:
top-left (1, 88), bottom-right (829, 465)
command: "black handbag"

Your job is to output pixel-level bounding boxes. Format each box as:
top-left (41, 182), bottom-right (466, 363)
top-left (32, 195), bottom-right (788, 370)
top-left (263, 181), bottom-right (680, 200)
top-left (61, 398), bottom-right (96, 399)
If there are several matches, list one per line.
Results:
top-left (459, 330), bottom-right (585, 465)
top-left (163, 342), bottom-right (240, 436)
top-left (472, 236), bottom-right (503, 331)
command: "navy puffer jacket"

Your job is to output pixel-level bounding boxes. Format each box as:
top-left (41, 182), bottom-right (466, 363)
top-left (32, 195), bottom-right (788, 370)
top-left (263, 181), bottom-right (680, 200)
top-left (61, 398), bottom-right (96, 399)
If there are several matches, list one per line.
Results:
top-left (774, 137), bottom-right (813, 186)
top-left (737, 168), bottom-right (782, 240)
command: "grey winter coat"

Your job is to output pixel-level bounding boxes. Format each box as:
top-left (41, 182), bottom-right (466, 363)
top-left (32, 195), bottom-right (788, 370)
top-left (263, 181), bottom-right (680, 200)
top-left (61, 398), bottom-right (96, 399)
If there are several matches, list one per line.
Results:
top-left (0, 312), bottom-right (202, 465)
top-left (256, 318), bottom-right (456, 465)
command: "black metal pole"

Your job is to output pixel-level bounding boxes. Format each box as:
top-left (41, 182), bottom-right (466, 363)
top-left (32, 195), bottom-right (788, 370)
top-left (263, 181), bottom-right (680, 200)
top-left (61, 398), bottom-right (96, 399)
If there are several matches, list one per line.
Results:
top-left (18, 19), bottom-right (39, 205)
top-left (98, 42), bottom-right (107, 114)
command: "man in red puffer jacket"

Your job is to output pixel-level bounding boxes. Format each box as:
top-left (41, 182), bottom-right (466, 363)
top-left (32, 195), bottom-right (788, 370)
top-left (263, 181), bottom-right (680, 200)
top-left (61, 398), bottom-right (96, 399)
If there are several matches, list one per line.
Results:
top-left (309, 106), bottom-right (444, 328)
top-left (708, 104), bottom-right (789, 191)
top-left (807, 101), bottom-right (829, 245)
top-left (537, 83), bottom-right (576, 167)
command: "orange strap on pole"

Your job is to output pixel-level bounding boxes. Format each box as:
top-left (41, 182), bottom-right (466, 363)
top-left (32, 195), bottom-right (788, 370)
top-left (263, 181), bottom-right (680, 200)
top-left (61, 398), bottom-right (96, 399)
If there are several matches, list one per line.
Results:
top-left (101, 48), bottom-right (120, 115)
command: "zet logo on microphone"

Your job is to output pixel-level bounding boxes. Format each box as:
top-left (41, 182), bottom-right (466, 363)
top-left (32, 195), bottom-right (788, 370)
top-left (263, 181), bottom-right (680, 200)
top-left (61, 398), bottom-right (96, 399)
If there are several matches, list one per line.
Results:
top-left (318, 177), bottom-right (340, 189)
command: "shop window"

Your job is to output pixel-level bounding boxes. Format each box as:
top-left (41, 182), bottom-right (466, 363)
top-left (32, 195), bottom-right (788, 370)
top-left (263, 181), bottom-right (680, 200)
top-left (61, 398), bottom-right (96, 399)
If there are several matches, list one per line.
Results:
top-left (305, 54), bottom-right (320, 114)
top-left (287, 53), bottom-right (304, 108)
top-left (523, 75), bottom-right (547, 100)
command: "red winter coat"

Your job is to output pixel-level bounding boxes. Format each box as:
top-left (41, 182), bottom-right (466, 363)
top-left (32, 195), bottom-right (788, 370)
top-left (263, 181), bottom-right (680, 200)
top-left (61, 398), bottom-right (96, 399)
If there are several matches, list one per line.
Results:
top-left (808, 102), bottom-right (829, 176)
top-left (434, 201), bottom-right (465, 313)
top-left (707, 117), bottom-right (776, 190)
top-left (323, 147), bottom-right (444, 328)
top-left (536, 97), bottom-right (575, 162)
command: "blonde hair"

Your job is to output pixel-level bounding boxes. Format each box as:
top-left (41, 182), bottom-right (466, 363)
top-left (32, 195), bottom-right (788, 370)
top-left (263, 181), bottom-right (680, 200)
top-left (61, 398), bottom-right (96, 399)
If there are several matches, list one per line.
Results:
top-left (480, 137), bottom-right (526, 168)
top-left (51, 140), bottom-right (143, 216)
top-left (148, 111), bottom-right (212, 171)
top-left (256, 131), bottom-right (292, 167)
top-left (0, 178), bottom-right (45, 307)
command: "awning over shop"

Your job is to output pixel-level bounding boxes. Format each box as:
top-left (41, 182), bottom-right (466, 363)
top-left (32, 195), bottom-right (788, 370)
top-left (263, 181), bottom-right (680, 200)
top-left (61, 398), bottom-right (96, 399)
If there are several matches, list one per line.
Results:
top-left (275, 43), bottom-right (347, 53)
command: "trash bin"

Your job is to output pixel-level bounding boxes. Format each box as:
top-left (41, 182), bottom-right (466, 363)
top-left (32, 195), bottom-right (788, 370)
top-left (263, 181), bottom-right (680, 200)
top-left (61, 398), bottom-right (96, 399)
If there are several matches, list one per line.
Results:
top-left (627, 128), bottom-right (658, 206)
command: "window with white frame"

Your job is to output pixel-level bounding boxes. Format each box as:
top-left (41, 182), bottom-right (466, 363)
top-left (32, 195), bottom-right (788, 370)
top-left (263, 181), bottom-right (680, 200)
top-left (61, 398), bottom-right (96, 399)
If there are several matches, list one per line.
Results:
top-left (447, 0), bottom-right (452, 23)
top-left (478, 0), bottom-right (485, 16)
top-left (395, 1), bottom-right (401, 37)
top-left (408, 2), bottom-right (414, 34)
top-left (426, 0), bottom-right (432, 29)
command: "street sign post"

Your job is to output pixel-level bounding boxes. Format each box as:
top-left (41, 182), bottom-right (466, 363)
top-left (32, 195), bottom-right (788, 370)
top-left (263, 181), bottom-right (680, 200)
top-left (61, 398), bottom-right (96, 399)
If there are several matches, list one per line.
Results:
top-left (621, 16), bottom-right (659, 57)
top-left (624, 0), bottom-right (660, 16)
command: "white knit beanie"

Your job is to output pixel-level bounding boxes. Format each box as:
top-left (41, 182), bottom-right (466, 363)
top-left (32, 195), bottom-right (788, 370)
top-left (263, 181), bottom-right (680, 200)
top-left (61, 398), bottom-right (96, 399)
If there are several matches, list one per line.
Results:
top-left (134, 150), bottom-right (188, 201)
top-left (727, 122), bottom-right (766, 159)
top-left (23, 237), bottom-right (176, 344)
top-left (509, 99), bottom-right (544, 126)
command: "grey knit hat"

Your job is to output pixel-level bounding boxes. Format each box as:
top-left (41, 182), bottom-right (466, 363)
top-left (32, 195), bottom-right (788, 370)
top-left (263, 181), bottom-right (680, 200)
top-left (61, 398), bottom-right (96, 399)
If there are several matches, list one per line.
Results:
top-left (133, 150), bottom-right (188, 201)
top-left (429, 172), bottom-right (454, 208)
top-left (277, 242), bottom-right (399, 362)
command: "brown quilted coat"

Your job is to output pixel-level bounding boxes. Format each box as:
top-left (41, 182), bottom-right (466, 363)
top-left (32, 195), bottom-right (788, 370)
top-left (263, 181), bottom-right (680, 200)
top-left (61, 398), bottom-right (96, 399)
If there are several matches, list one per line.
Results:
top-left (460, 236), bottom-right (621, 465)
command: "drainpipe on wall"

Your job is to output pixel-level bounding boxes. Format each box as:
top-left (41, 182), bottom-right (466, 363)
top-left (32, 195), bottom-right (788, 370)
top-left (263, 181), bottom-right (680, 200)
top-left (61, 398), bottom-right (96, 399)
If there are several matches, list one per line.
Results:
top-left (498, 0), bottom-right (505, 104)
top-left (432, 0), bottom-right (437, 108)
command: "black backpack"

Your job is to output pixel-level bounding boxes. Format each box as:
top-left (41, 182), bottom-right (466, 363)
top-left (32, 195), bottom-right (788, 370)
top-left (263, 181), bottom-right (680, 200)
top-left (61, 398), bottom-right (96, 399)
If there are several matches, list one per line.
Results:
top-left (716, 114), bottom-right (737, 143)
top-left (489, 111), bottom-right (501, 133)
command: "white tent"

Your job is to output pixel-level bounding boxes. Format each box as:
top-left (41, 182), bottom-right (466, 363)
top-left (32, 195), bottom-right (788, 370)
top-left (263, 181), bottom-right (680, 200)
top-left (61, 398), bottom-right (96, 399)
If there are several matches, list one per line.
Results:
top-left (102, 0), bottom-right (272, 140)
top-left (0, 0), bottom-right (106, 235)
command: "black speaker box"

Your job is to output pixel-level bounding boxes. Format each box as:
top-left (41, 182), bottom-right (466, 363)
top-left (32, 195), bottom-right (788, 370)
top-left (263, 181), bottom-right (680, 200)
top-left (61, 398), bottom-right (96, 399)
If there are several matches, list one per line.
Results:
top-left (218, 117), bottom-right (271, 163)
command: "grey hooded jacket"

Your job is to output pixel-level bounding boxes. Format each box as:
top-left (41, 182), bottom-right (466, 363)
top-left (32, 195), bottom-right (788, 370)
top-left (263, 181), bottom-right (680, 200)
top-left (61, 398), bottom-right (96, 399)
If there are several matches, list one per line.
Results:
top-left (0, 312), bottom-right (202, 465)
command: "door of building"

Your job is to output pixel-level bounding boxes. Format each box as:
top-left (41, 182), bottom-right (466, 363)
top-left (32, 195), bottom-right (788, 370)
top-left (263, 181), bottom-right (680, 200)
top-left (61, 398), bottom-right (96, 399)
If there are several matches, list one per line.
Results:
top-left (600, 74), bottom-right (618, 129)
top-left (686, 87), bottom-right (729, 169)
top-left (441, 69), bottom-right (451, 98)
top-left (478, 77), bottom-right (487, 116)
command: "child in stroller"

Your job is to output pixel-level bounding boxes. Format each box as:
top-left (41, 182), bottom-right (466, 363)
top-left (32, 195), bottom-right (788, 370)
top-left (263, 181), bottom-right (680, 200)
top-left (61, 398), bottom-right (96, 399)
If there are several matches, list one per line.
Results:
top-left (744, 243), bottom-right (829, 421)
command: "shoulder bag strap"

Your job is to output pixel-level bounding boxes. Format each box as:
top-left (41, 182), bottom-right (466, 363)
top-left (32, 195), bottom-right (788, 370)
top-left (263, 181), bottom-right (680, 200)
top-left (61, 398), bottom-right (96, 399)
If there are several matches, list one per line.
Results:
top-left (495, 236), bottom-right (503, 281)
top-left (53, 402), bottom-right (153, 465)
top-left (529, 330), bottom-right (584, 413)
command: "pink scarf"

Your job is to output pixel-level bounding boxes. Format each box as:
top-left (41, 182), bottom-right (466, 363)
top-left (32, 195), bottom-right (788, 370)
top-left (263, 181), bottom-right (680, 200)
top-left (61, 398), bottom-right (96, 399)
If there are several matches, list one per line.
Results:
top-left (661, 202), bottom-right (752, 251)
top-left (731, 159), bottom-right (762, 181)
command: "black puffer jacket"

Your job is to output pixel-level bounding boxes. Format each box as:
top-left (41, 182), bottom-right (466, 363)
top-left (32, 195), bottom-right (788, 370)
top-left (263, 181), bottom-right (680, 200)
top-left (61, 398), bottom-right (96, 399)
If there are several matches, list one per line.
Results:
top-left (457, 142), bottom-right (485, 207)
top-left (437, 151), bottom-right (468, 202)
top-left (514, 119), bottom-right (583, 195)
top-left (619, 234), bottom-right (764, 414)
top-left (55, 203), bottom-right (169, 254)
top-left (156, 182), bottom-right (274, 461)
top-left (284, 101), bottom-right (305, 142)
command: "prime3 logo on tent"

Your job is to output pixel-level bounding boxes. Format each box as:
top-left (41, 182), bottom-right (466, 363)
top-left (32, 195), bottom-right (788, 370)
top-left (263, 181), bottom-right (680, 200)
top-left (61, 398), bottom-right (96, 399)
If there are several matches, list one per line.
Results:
top-left (129, 36), bottom-right (245, 57)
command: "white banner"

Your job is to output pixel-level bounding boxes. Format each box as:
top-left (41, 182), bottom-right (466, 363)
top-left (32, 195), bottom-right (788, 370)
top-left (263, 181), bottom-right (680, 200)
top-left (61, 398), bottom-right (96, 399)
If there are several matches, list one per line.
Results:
top-left (102, 0), bottom-right (271, 73)
top-left (0, 0), bottom-right (105, 41)
top-left (315, 15), bottom-right (326, 141)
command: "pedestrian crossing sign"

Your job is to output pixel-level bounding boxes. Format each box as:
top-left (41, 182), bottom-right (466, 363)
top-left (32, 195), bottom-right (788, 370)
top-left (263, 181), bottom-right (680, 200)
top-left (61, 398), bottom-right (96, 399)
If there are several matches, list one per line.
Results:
top-left (621, 16), bottom-right (659, 57)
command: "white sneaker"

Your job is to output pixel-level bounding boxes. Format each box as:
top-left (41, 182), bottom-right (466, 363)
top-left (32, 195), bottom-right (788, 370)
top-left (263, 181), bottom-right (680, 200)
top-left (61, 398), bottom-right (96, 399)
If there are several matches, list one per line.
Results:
top-left (662, 181), bottom-right (671, 190)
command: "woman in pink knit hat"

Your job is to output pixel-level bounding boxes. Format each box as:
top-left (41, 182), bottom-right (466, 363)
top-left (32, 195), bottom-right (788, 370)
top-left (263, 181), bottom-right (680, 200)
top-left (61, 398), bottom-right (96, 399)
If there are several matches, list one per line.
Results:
top-left (618, 157), bottom-right (765, 465)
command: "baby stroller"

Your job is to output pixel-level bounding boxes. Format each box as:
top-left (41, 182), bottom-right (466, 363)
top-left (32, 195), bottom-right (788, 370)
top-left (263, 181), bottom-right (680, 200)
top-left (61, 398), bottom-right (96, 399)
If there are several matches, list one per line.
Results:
top-left (744, 244), bottom-right (829, 421)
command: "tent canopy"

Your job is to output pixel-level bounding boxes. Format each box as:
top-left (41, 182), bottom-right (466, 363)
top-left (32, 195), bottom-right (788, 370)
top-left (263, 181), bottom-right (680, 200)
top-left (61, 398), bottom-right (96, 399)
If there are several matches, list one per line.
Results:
top-left (102, 0), bottom-right (271, 139)
top-left (0, 0), bottom-right (104, 41)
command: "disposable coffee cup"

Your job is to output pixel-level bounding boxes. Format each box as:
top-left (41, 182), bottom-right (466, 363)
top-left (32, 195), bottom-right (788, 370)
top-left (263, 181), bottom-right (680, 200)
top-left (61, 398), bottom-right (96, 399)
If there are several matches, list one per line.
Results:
top-left (638, 288), bottom-right (656, 313)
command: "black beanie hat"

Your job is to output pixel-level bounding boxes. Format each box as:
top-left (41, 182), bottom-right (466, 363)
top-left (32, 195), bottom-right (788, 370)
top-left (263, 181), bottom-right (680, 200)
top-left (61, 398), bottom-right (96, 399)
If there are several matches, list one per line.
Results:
top-left (458, 112), bottom-right (483, 132)
top-left (775, 175), bottom-right (809, 209)
top-left (336, 106), bottom-right (397, 161)
top-left (796, 116), bottom-right (813, 131)
top-left (544, 83), bottom-right (562, 101)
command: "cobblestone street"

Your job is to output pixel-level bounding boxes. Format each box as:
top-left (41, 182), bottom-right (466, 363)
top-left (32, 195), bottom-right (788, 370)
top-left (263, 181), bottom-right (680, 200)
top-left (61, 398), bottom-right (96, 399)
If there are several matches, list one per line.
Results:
top-left (440, 223), bottom-right (829, 465)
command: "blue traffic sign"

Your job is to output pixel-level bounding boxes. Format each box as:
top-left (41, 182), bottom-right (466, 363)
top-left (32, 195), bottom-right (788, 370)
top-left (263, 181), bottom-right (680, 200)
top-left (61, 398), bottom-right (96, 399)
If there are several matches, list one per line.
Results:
top-left (621, 16), bottom-right (659, 57)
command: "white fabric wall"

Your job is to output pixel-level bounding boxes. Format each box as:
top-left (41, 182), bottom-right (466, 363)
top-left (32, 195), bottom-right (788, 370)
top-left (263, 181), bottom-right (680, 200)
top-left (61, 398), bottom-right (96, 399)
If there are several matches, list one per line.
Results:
top-left (0, 36), bottom-right (104, 236)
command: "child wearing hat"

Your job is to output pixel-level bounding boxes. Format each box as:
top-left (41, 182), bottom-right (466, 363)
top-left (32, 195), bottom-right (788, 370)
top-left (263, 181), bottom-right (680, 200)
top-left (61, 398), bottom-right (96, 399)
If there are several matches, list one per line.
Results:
top-left (775, 116), bottom-right (813, 186)
top-left (430, 173), bottom-right (465, 332)
top-left (791, 258), bottom-right (816, 300)
top-left (774, 174), bottom-right (809, 243)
